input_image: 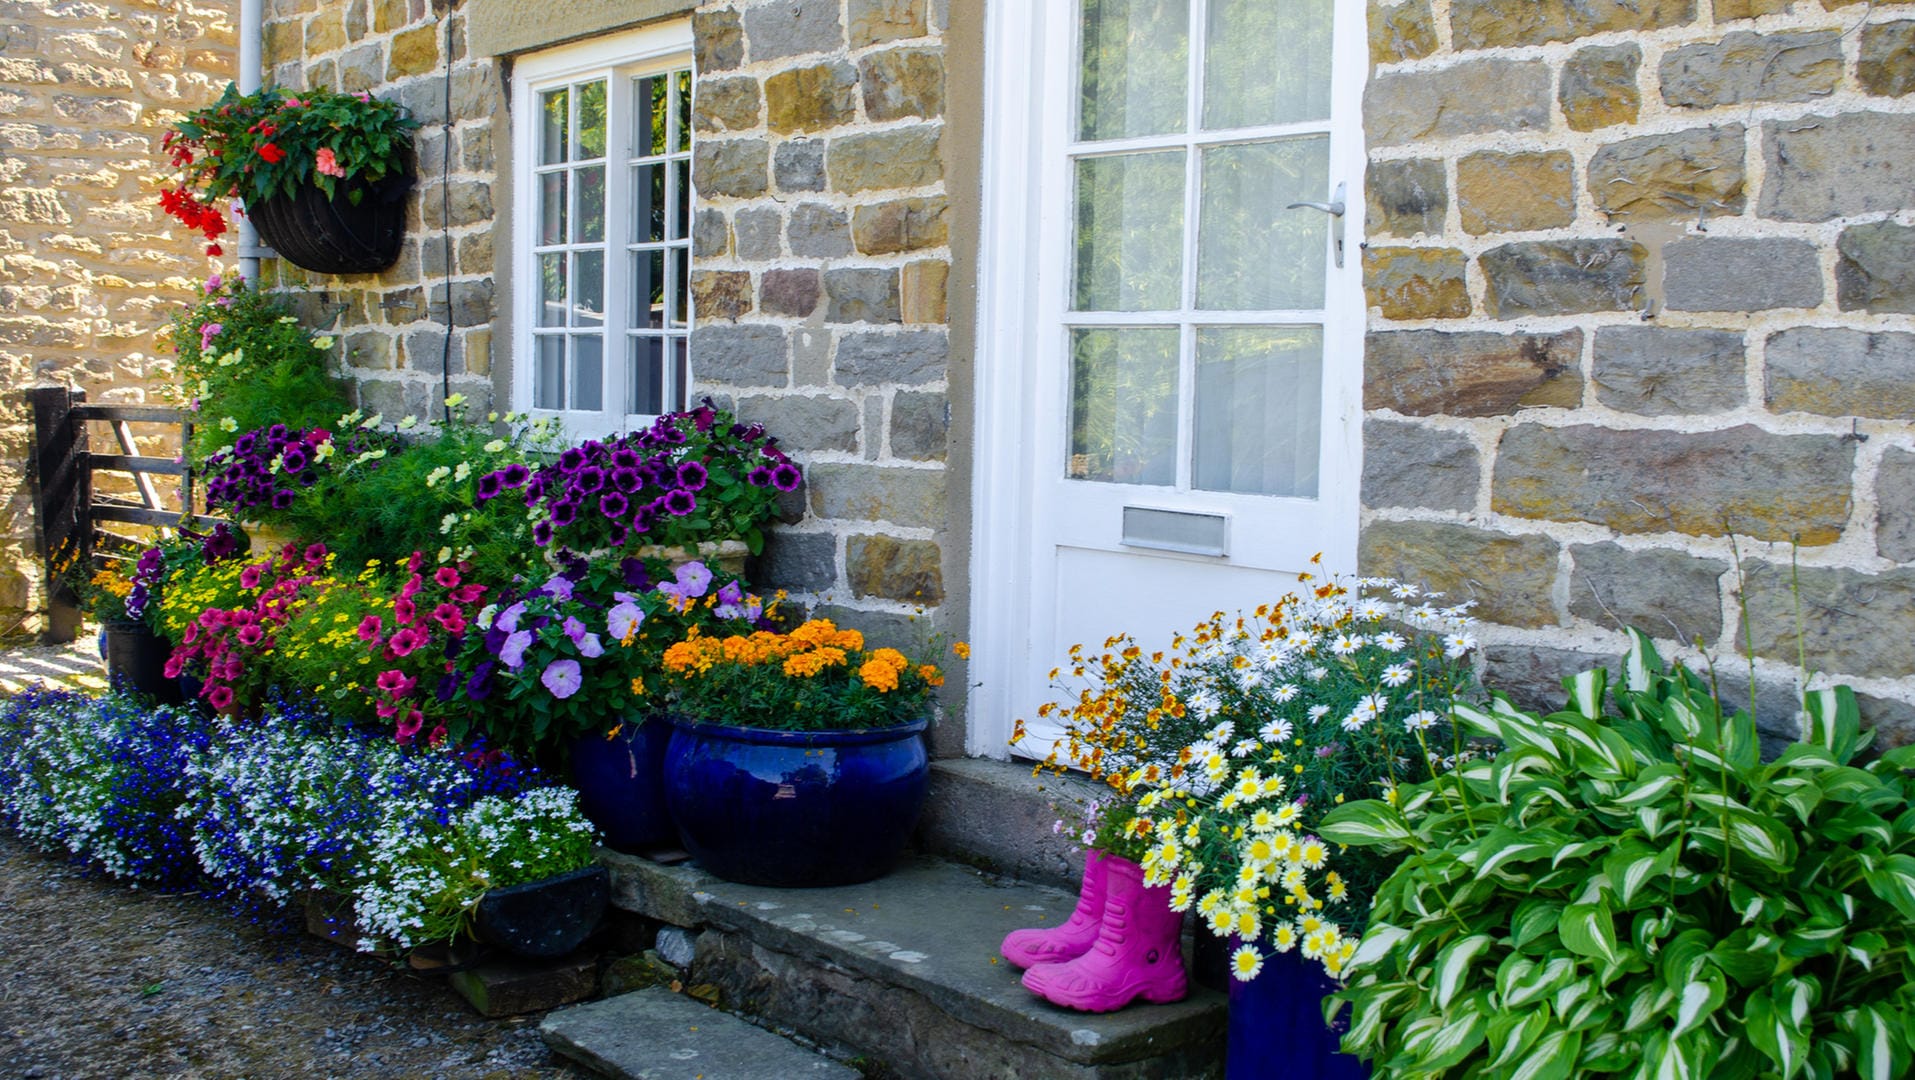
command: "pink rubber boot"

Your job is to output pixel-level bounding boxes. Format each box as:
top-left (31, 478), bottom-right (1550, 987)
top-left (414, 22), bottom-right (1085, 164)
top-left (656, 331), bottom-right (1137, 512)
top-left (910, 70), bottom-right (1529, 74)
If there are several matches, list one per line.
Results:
top-left (1021, 855), bottom-right (1188, 1012)
top-left (1001, 849), bottom-right (1113, 970)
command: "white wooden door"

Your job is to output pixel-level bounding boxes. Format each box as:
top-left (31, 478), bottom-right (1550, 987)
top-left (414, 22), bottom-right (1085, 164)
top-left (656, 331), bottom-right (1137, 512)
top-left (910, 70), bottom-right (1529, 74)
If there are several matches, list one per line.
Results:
top-left (971, 0), bottom-right (1367, 758)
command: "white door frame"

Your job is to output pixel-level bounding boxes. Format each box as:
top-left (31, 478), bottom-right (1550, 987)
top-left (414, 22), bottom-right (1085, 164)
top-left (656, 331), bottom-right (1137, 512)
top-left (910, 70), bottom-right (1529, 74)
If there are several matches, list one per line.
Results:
top-left (968, 0), bottom-right (1370, 760)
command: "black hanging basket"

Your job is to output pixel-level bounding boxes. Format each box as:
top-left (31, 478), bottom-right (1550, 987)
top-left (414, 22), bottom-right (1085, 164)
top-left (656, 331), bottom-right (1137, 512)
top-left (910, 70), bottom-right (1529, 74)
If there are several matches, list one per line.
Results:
top-left (247, 169), bottom-right (413, 276)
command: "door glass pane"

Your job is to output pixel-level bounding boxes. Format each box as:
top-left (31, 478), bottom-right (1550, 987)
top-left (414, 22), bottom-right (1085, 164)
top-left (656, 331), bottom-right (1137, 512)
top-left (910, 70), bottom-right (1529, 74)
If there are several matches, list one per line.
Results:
top-left (1072, 151), bottom-right (1185, 312)
top-left (670, 159), bottom-right (690, 240)
top-left (675, 70), bottom-right (693, 153)
top-left (540, 88), bottom-right (569, 165)
top-left (577, 79), bottom-right (608, 159)
top-left (634, 75), bottom-right (667, 157)
top-left (538, 252), bottom-right (566, 327)
top-left (576, 166), bottom-right (605, 243)
top-left (1198, 136), bottom-right (1328, 310)
top-left (1068, 327), bottom-right (1179, 486)
top-left (1078, 0), bottom-right (1188, 141)
top-left (535, 335), bottom-right (565, 409)
top-left (633, 163), bottom-right (665, 242)
top-left (633, 250), bottom-right (665, 328)
top-left (573, 250), bottom-right (604, 327)
top-left (573, 334), bottom-right (603, 412)
top-left (669, 249), bottom-right (689, 328)
top-left (630, 337), bottom-right (665, 415)
top-left (1204, 0), bottom-right (1332, 129)
top-left (539, 172), bottom-right (567, 246)
top-left (1193, 326), bottom-right (1322, 497)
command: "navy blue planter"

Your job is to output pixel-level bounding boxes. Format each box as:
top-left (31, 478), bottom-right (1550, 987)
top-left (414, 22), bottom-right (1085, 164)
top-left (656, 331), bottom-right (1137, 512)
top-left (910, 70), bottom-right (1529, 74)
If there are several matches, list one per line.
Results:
top-left (570, 717), bottom-right (677, 854)
top-left (103, 620), bottom-right (183, 704)
top-left (1227, 947), bottom-right (1367, 1079)
top-left (662, 717), bottom-right (930, 888)
top-left (474, 865), bottom-right (609, 959)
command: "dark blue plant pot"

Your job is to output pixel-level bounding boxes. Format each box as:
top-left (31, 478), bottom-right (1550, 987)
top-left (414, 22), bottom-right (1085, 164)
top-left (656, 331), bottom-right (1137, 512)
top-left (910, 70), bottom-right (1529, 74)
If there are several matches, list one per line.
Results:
top-left (1227, 946), bottom-right (1367, 1079)
top-left (662, 716), bottom-right (930, 888)
top-left (570, 716), bottom-right (677, 854)
top-left (474, 865), bottom-right (609, 959)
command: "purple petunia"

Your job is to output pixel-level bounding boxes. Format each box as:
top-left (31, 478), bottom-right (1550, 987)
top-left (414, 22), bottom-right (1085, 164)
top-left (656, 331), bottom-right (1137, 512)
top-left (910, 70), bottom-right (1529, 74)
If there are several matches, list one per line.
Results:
top-left (663, 489), bottom-right (696, 516)
top-left (771, 462), bottom-right (803, 492)
top-left (657, 560), bottom-right (713, 605)
top-left (500, 463), bottom-right (531, 488)
top-left (574, 466), bottom-right (606, 494)
top-left (607, 596), bottom-right (645, 639)
top-left (499, 629), bottom-right (534, 670)
top-left (558, 447), bottom-right (587, 473)
top-left (599, 491), bottom-right (629, 520)
top-left (676, 461), bottom-right (708, 491)
top-left (746, 465), bottom-right (774, 488)
top-left (541, 658), bottom-right (582, 699)
top-left (475, 471), bottom-right (503, 501)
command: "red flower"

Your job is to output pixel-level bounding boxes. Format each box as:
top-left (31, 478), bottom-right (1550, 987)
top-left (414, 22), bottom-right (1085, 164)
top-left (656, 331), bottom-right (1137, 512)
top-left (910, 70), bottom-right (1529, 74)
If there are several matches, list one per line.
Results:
top-left (257, 141), bottom-right (285, 163)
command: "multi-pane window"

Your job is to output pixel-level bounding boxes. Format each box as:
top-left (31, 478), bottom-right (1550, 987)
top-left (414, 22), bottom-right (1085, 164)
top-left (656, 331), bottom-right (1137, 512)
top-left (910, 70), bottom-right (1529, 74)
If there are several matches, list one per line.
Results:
top-left (514, 25), bottom-right (693, 436)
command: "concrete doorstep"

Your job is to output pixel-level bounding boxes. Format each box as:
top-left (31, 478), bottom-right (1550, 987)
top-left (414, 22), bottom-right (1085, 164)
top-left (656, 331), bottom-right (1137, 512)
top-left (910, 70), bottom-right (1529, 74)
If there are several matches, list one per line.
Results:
top-left (582, 850), bottom-right (1225, 1080)
top-left (542, 988), bottom-right (858, 1080)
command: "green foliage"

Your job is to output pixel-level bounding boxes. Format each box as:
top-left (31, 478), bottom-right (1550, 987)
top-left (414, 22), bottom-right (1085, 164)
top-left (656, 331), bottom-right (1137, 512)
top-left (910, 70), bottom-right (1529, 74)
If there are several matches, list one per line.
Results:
top-left (1321, 630), bottom-right (1915, 1080)
top-left (164, 275), bottom-right (350, 463)
top-left (284, 405), bottom-right (553, 584)
top-left (164, 83), bottom-right (416, 208)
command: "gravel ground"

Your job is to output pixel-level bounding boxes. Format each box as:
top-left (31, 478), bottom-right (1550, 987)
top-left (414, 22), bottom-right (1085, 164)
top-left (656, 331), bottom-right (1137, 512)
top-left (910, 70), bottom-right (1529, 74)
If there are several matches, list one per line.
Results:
top-left (0, 821), bottom-right (592, 1079)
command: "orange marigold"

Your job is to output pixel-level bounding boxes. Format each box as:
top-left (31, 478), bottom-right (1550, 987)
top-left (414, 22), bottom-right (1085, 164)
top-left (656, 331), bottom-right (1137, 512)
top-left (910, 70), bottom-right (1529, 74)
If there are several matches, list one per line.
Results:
top-left (918, 663), bottom-right (944, 687)
top-left (859, 658), bottom-right (900, 692)
top-left (869, 647), bottom-right (909, 673)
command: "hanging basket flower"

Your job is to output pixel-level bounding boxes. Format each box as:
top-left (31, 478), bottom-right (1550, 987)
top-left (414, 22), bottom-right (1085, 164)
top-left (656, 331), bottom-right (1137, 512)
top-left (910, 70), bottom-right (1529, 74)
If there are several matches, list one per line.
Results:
top-left (159, 84), bottom-right (418, 273)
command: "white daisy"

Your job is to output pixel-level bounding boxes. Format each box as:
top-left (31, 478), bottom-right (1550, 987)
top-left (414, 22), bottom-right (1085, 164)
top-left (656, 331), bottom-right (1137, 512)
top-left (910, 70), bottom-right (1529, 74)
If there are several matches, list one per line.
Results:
top-left (1273, 682), bottom-right (1300, 703)
top-left (1380, 663), bottom-right (1414, 688)
top-left (1259, 718), bottom-right (1294, 743)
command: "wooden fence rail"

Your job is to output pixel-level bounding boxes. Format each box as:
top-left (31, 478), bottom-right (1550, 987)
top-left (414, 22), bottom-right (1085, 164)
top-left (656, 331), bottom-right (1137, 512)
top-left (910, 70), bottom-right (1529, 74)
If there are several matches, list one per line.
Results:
top-left (25, 386), bottom-right (198, 644)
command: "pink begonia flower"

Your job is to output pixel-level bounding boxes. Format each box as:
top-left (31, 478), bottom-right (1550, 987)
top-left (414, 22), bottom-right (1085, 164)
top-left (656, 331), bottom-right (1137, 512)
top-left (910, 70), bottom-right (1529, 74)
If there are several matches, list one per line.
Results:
top-left (356, 91), bottom-right (371, 103)
top-left (200, 322), bottom-right (223, 351)
top-left (204, 274), bottom-right (221, 293)
top-left (282, 96), bottom-right (304, 108)
top-left (315, 146), bottom-right (347, 179)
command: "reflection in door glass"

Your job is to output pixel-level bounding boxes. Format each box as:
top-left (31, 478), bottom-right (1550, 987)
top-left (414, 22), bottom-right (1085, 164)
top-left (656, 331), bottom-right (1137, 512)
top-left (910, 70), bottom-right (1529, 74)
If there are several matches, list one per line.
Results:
top-left (577, 80), bottom-right (608, 158)
top-left (1078, 0), bottom-right (1189, 141)
top-left (1197, 137), bottom-right (1329, 311)
top-left (540, 88), bottom-right (568, 165)
top-left (1203, 0), bottom-right (1332, 129)
top-left (1069, 327), bottom-right (1179, 486)
top-left (630, 337), bottom-right (665, 415)
top-left (1073, 151), bottom-right (1186, 312)
top-left (1193, 326), bottom-right (1322, 497)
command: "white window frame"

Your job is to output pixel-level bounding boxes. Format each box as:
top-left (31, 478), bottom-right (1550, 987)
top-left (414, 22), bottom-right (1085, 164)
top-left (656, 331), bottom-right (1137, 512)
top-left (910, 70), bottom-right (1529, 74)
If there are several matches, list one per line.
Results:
top-left (510, 21), bottom-right (695, 439)
top-left (968, 1), bottom-right (1370, 758)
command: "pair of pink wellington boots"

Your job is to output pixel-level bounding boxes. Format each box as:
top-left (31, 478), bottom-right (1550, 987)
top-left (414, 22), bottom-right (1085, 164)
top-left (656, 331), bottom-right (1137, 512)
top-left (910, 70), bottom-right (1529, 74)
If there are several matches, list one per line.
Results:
top-left (1000, 850), bottom-right (1188, 1012)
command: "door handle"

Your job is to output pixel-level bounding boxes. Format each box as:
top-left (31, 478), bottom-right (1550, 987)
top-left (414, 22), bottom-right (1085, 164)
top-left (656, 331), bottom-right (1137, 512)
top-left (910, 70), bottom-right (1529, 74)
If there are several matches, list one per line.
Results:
top-left (1286, 180), bottom-right (1346, 268)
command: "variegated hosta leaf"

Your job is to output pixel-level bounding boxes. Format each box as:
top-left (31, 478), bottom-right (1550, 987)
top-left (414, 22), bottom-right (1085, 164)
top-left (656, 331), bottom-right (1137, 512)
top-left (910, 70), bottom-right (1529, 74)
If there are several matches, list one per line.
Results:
top-left (1864, 853), bottom-right (1915, 922)
top-left (1670, 971), bottom-right (1727, 1040)
top-left (1432, 933), bottom-right (1493, 1009)
top-left (1502, 955), bottom-right (1576, 1010)
top-left (1319, 799), bottom-right (1416, 849)
top-left (1561, 900), bottom-right (1624, 967)
top-left (1485, 1005), bottom-right (1550, 1071)
top-left (1399, 1003), bottom-right (1489, 1073)
top-left (1841, 1004), bottom-right (1911, 1080)
top-left (1507, 1026), bottom-right (1582, 1080)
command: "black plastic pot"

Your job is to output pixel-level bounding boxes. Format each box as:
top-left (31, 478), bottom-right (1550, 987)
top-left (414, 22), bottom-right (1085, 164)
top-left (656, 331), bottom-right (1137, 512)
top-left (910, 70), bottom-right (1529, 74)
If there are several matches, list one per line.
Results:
top-left (103, 619), bottom-right (183, 704)
top-left (473, 865), bottom-right (609, 959)
top-left (247, 170), bottom-right (412, 276)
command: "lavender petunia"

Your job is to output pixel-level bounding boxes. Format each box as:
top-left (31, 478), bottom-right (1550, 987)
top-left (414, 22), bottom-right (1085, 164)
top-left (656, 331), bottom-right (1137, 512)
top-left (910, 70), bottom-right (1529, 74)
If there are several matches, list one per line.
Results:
top-left (542, 574), bottom-right (575, 601)
top-left (541, 658), bottom-right (583, 699)
top-left (607, 597), bottom-right (645, 639)
top-left (499, 629), bottom-right (534, 670)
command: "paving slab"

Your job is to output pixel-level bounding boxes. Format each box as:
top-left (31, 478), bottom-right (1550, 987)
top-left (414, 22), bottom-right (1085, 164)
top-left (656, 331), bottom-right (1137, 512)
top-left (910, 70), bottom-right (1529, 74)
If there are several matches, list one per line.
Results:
top-left (602, 851), bottom-right (1226, 1071)
top-left (542, 988), bottom-right (858, 1080)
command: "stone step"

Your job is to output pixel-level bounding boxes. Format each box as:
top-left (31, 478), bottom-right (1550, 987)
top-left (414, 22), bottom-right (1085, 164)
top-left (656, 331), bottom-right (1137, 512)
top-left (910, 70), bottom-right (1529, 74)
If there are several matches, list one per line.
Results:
top-left (542, 986), bottom-right (860, 1079)
top-left (602, 850), bottom-right (1226, 1080)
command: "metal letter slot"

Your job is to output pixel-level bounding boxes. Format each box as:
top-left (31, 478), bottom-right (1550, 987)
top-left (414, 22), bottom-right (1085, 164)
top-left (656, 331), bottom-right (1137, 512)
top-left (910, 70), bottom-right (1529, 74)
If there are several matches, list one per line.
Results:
top-left (1287, 180), bottom-right (1346, 268)
top-left (1121, 507), bottom-right (1229, 557)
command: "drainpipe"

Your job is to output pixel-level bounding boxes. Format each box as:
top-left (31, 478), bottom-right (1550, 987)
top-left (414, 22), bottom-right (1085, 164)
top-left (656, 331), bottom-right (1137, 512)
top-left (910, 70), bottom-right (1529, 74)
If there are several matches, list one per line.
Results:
top-left (235, 0), bottom-right (267, 283)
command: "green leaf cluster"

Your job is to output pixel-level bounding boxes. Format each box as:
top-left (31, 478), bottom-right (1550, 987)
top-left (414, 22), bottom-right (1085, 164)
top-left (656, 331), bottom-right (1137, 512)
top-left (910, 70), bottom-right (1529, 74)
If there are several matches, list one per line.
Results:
top-left (166, 83), bottom-right (417, 208)
top-left (164, 277), bottom-right (351, 465)
top-left (1321, 629), bottom-right (1915, 1080)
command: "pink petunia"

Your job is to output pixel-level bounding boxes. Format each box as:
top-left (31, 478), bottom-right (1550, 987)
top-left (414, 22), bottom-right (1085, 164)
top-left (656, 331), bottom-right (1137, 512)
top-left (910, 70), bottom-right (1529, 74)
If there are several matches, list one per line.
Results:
top-left (451, 583), bottom-right (486, 604)
top-left (356, 615), bottom-right (383, 643)
top-left (400, 574), bottom-right (423, 601)
top-left (431, 603), bottom-right (465, 634)
top-left (387, 626), bottom-right (427, 657)
top-left (434, 566), bottom-right (461, 588)
top-left (236, 624), bottom-right (264, 647)
top-left (394, 596), bottom-right (417, 625)
top-left (206, 685), bottom-right (235, 710)
top-left (239, 565), bottom-right (262, 589)
top-left (395, 709), bottom-right (424, 744)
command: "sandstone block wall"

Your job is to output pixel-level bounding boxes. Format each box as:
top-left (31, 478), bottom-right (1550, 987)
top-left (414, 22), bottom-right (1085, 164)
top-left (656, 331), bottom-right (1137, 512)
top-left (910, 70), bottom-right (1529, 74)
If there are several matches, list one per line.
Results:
top-left (1359, 0), bottom-right (1915, 743)
top-left (689, 0), bottom-right (959, 668)
top-left (260, 1), bottom-right (964, 736)
top-left (258, 0), bottom-right (500, 422)
top-left (0, 0), bottom-right (236, 636)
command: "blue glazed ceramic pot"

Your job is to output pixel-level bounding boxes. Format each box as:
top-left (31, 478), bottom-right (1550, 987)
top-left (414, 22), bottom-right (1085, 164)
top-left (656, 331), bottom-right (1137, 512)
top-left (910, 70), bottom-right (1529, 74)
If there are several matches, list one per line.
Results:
top-left (662, 716), bottom-right (930, 887)
top-left (1226, 946), bottom-right (1367, 1079)
top-left (570, 716), bottom-right (677, 853)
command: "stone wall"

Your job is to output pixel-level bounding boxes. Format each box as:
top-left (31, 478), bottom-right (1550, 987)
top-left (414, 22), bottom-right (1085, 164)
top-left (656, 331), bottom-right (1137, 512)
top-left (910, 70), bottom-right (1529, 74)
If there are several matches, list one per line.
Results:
top-left (0, 0), bottom-right (236, 636)
top-left (689, 0), bottom-right (963, 746)
top-left (1358, 0), bottom-right (1915, 744)
top-left (258, 0), bottom-right (500, 422)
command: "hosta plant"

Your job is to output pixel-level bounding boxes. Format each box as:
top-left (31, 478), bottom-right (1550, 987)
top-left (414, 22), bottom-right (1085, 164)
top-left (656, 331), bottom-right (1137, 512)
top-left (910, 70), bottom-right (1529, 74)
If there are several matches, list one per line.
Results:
top-left (1320, 629), bottom-right (1915, 1080)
